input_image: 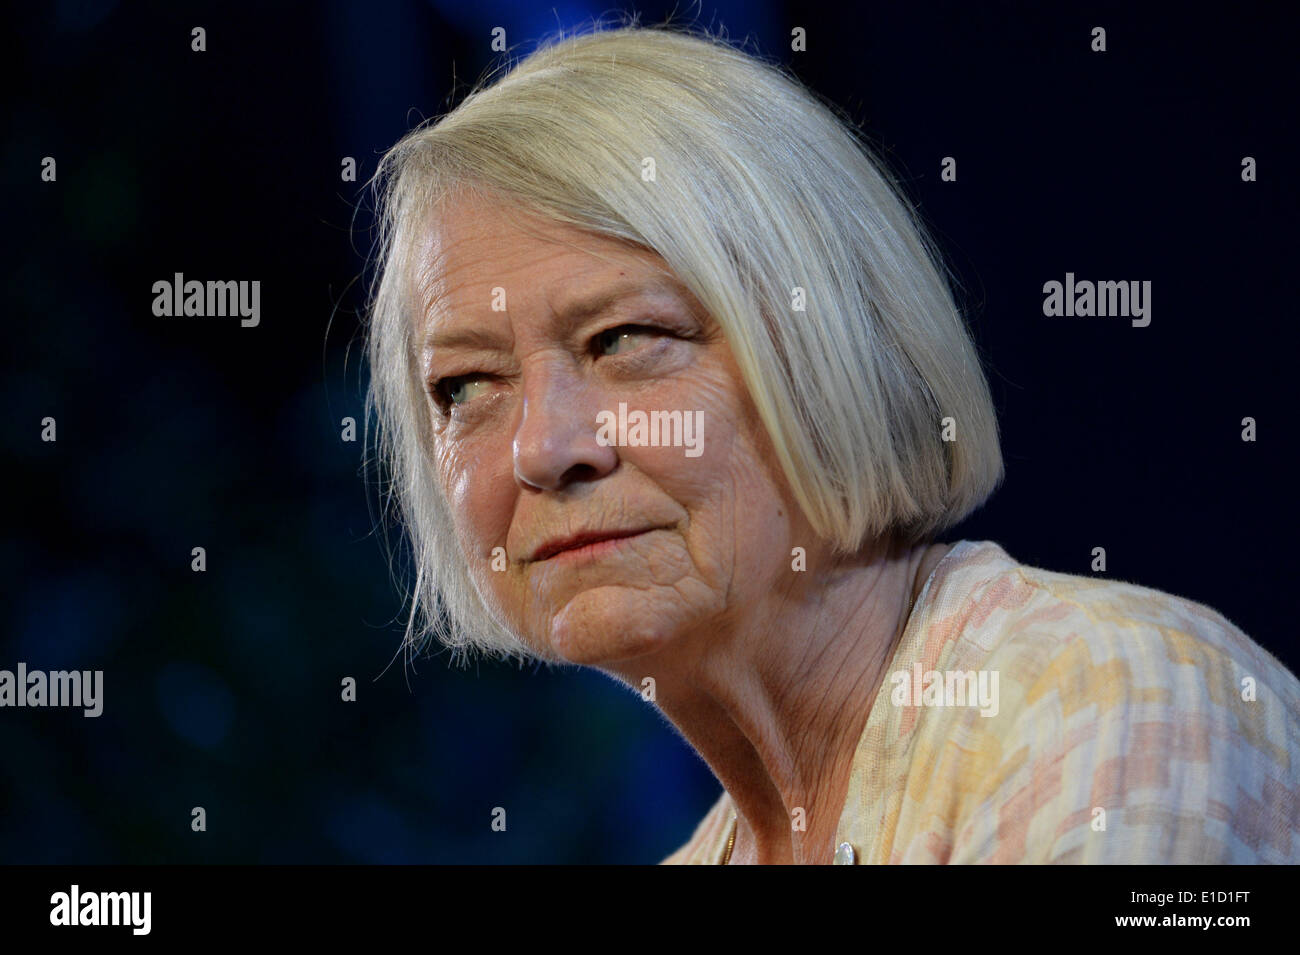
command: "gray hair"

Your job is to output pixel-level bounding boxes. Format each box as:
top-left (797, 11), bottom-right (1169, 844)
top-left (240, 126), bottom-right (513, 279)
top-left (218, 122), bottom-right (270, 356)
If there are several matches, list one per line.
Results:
top-left (364, 23), bottom-right (1004, 666)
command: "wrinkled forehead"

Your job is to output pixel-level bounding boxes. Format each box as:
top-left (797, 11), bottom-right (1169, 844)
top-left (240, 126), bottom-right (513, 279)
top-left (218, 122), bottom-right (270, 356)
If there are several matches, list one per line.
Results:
top-left (406, 197), bottom-right (694, 350)
top-left (407, 196), bottom-right (518, 320)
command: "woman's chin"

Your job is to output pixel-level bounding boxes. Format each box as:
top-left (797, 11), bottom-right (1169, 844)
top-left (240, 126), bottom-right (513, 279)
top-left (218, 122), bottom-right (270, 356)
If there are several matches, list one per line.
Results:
top-left (541, 586), bottom-right (685, 665)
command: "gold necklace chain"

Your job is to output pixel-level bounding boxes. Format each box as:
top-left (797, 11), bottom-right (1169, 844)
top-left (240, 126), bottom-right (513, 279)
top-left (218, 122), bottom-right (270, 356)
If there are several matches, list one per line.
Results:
top-left (721, 813), bottom-right (737, 864)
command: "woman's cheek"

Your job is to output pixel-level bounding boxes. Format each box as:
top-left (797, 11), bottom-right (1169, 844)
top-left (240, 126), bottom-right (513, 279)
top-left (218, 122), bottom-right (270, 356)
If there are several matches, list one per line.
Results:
top-left (439, 440), bottom-right (515, 558)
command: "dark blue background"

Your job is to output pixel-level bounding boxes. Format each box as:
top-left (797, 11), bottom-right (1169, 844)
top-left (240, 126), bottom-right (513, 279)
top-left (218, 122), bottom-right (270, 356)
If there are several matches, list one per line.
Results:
top-left (3, 0), bottom-right (1295, 863)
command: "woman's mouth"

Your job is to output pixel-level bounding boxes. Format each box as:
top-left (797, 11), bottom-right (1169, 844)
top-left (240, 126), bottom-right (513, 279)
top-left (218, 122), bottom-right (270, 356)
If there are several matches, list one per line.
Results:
top-left (530, 527), bottom-right (658, 563)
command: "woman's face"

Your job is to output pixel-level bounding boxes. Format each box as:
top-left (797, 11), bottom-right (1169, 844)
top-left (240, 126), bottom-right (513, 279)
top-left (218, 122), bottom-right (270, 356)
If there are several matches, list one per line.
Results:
top-left (415, 195), bottom-right (807, 666)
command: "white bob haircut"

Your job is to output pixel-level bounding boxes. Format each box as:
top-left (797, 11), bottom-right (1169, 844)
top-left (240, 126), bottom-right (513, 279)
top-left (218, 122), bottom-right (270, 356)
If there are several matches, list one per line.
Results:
top-left (365, 23), bottom-right (1004, 666)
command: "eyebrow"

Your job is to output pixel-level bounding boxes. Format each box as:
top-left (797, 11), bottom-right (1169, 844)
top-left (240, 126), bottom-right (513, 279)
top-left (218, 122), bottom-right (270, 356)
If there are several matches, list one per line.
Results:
top-left (420, 274), bottom-right (683, 355)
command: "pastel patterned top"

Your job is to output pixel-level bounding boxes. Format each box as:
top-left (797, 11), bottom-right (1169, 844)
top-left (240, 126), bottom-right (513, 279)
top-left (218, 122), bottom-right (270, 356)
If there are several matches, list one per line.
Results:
top-left (661, 539), bottom-right (1300, 863)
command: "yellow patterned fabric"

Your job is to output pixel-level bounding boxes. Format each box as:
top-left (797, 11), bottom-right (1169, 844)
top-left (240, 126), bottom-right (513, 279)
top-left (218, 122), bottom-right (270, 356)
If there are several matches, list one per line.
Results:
top-left (661, 540), bottom-right (1300, 863)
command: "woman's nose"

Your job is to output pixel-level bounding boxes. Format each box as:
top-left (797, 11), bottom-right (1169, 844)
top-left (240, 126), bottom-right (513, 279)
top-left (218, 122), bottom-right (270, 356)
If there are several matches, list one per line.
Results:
top-left (512, 363), bottom-right (618, 491)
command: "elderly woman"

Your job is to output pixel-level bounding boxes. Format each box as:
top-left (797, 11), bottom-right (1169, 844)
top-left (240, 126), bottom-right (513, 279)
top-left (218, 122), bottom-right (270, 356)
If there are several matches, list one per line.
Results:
top-left (364, 25), bottom-right (1300, 864)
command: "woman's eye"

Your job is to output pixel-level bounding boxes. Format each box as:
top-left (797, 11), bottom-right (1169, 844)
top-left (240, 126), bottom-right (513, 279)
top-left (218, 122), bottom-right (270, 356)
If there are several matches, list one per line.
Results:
top-left (596, 325), bottom-right (657, 356)
top-left (436, 374), bottom-right (493, 407)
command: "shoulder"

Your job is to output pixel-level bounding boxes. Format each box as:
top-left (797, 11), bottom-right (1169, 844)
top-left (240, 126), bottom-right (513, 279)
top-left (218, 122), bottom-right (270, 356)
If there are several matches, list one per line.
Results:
top-left (921, 540), bottom-right (1298, 710)
top-left (659, 789), bottom-right (734, 865)
top-left (922, 542), bottom-right (1300, 863)
top-left (975, 547), bottom-right (1300, 725)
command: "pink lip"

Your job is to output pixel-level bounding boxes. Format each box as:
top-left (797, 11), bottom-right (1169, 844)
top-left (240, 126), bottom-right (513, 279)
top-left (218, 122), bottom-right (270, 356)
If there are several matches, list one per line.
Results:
top-left (530, 528), bottom-right (657, 563)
